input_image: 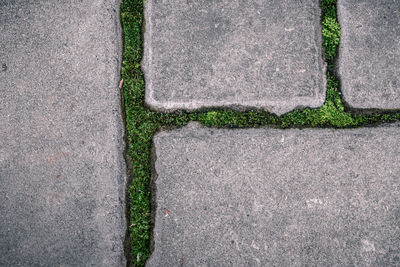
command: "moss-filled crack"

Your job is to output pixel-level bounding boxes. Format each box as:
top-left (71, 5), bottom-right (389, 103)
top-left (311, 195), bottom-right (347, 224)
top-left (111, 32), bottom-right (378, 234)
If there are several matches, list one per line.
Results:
top-left (120, 0), bottom-right (400, 265)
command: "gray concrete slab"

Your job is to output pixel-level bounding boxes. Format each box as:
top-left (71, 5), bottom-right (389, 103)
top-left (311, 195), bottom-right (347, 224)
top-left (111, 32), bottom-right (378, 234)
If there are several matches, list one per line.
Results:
top-left (149, 123), bottom-right (400, 266)
top-left (0, 1), bottom-right (126, 266)
top-left (337, 0), bottom-right (400, 110)
top-left (143, 0), bottom-right (326, 115)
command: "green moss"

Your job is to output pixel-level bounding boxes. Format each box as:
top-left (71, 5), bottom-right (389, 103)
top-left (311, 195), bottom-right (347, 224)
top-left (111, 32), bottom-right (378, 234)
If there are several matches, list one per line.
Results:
top-left (198, 110), bottom-right (275, 128)
top-left (120, 0), bottom-right (400, 265)
top-left (322, 17), bottom-right (341, 61)
top-left (321, 0), bottom-right (341, 61)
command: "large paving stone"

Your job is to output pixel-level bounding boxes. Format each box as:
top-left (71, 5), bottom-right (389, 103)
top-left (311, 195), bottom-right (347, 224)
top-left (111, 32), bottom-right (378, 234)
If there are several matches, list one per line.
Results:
top-left (143, 0), bottom-right (326, 115)
top-left (337, 0), bottom-right (400, 109)
top-left (0, 1), bottom-right (126, 266)
top-left (149, 123), bottom-right (400, 266)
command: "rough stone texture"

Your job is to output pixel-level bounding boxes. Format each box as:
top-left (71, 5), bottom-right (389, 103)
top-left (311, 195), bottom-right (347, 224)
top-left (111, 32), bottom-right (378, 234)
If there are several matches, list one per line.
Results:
top-left (149, 123), bottom-right (400, 266)
top-left (143, 0), bottom-right (326, 115)
top-left (0, 1), bottom-right (126, 266)
top-left (337, 0), bottom-right (400, 110)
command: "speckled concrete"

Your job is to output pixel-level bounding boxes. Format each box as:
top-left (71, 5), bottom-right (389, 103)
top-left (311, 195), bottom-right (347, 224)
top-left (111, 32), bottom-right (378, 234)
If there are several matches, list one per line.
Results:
top-left (0, 1), bottom-right (126, 265)
top-left (337, 0), bottom-right (400, 110)
top-left (143, 0), bottom-right (326, 115)
top-left (149, 123), bottom-right (400, 266)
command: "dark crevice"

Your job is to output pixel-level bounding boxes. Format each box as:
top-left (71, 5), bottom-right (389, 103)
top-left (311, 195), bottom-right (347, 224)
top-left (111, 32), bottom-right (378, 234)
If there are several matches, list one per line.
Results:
top-left (118, 0), bottom-right (133, 265)
top-left (121, 90), bottom-right (134, 267)
top-left (148, 140), bottom-right (158, 258)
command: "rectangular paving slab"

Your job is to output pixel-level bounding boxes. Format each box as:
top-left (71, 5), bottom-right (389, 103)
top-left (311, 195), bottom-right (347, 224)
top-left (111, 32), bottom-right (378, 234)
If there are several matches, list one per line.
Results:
top-left (149, 123), bottom-right (400, 266)
top-left (0, 0), bottom-right (126, 266)
top-left (337, 0), bottom-right (400, 109)
top-left (143, 0), bottom-right (326, 115)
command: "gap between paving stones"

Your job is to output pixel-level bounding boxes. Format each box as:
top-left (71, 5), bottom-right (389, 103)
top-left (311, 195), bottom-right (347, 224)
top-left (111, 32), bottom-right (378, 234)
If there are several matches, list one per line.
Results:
top-left (120, 0), bottom-right (400, 265)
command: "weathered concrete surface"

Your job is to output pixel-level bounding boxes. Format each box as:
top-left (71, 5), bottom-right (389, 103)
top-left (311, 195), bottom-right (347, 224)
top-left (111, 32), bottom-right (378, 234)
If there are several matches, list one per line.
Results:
top-left (338, 0), bottom-right (400, 110)
top-left (143, 0), bottom-right (326, 115)
top-left (0, 1), bottom-right (126, 266)
top-left (149, 123), bottom-right (400, 266)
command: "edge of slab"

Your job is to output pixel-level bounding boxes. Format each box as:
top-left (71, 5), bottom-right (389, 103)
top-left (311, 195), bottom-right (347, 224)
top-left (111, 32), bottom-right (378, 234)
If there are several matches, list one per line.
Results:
top-left (144, 94), bottom-right (327, 116)
top-left (153, 121), bottom-right (400, 140)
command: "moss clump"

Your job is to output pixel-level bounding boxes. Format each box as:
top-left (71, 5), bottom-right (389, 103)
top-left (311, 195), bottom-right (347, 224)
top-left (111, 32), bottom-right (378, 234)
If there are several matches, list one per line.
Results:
top-left (322, 17), bottom-right (341, 61)
top-left (321, 0), bottom-right (341, 61)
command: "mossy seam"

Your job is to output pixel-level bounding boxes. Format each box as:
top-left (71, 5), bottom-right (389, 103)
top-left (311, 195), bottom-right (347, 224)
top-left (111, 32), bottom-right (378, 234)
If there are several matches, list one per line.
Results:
top-left (120, 0), bottom-right (400, 265)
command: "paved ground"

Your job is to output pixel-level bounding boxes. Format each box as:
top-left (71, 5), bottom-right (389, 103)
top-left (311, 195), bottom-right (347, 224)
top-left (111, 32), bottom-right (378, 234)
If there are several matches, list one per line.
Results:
top-left (143, 0), bottom-right (326, 115)
top-left (149, 123), bottom-right (400, 266)
top-left (2, 0), bottom-right (399, 265)
top-left (0, 0), bottom-right (126, 266)
top-left (145, 0), bottom-right (400, 265)
top-left (338, 0), bottom-right (400, 109)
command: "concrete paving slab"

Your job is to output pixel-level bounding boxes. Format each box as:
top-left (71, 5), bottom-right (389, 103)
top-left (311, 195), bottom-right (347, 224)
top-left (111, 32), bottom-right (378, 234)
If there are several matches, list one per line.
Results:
top-left (337, 0), bottom-right (400, 109)
top-left (143, 0), bottom-right (326, 115)
top-left (0, 1), bottom-right (126, 266)
top-left (149, 123), bottom-right (400, 266)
